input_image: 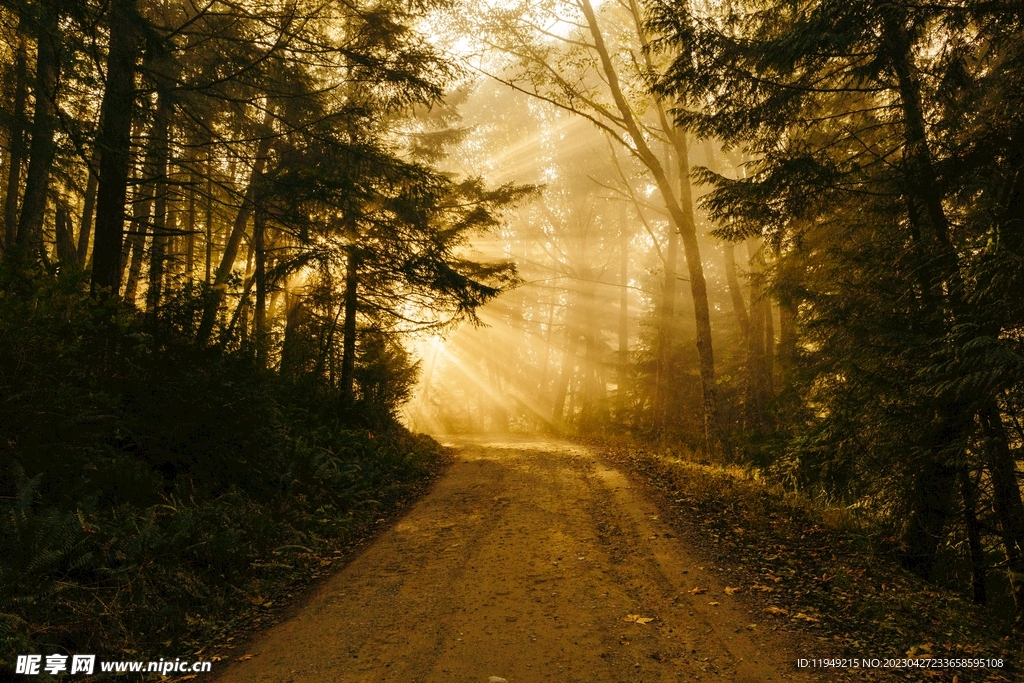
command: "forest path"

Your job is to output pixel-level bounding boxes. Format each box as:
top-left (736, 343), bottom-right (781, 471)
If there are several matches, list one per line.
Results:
top-left (214, 438), bottom-right (817, 683)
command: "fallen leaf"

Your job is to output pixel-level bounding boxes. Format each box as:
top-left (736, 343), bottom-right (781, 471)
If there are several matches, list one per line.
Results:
top-left (708, 601), bottom-right (720, 606)
top-left (623, 614), bottom-right (654, 624)
top-left (793, 612), bottom-right (820, 623)
top-left (237, 654), bottom-right (254, 661)
top-left (751, 584), bottom-right (774, 592)
top-left (724, 586), bottom-right (741, 595)
top-left (689, 586), bottom-right (708, 594)
top-left (763, 606), bottom-right (789, 616)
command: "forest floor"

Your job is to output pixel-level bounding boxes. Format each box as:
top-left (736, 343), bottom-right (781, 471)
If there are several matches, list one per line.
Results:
top-left (209, 437), bottom-right (860, 683)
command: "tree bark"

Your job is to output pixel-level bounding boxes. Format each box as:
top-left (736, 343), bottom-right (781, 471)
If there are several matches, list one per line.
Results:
top-left (340, 245), bottom-right (359, 403)
top-left (653, 212), bottom-right (678, 435)
top-left (146, 82), bottom-right (173, 314)
top-left (122, 143), bottom-right (157, 303)
top-left (778, 300), bottom-right (797, 369)
top-left (204, 155), bottom-right (213, 284)
top-left (744, 240), bottom-right (772, 428)
top-left (981, 403), bottom-right (1024, 613)
top-left (253, 202), bottom-right (267, 369)
top-left (902, 452), bottom-right (956, 578)
top-left (618, 202), bottom-right (629, 419)
top-left (77, 152), bottom-right (99, 265)
top-left (91, 0), bottom-right (140, 295)
top-left (958, 466), bottom-right (987, 605)
top-left (185, 174), bottom-right (195, 278)
top-left (3, 32), bottom-right (27, 250)
top-left (882, 6), bottom-right (988, 593)
top-left (54, 199), bottom-right (78, 270)
top-left (280, 291), bottom-right (306, 376)
top-left (17, 0), bottom-right (62, 255)
top-left (764, 300), bottom-right (775, 394)
top-left (902, 403), bottom-right (971, 578)
top-left (880, 10), bottom-right (951, 250)
top-left (724, 243), bottom-right (750, 340)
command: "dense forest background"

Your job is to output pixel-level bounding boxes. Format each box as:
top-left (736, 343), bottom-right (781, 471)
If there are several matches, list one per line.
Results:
top-left (408, 0), bottom-right (1024, 622)
top-left (1, 0), bottom-right (1023, 675)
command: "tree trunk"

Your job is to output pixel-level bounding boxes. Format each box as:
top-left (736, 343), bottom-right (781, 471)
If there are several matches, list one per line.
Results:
top-left (185, 175), bottom-right (195, 278)
top-left (764, 301), bottom-right (775, 394)
top-left (902, 404), bottom-right (969, 578)
top-left (17, 1), bottom-right (62, 256)
top-left (882, 7), bottom-right (994, 595)
top-left (744, 240), bottom-right (772, 429)
top-left (580, 0), bottom-right (724, 455)
top-left (618, 202), bottom-right (629, 419)
top-left (551, 320), bottom-right (581, 429)
top-left (91, 0), bottom-right (140, 295)
top-left (204, 156), bottom-right (213, 284)
top-left (122, 198), bottom-right (152, 301)
top-left (724, 242), bottom-right (750, 340)
top-left (539, 299), bottom-right (555, 398)
top-left (653, 202), bottom-right (678, 436)
top-left (253, 203), bottom-right (267, 369)
top-left (122, 146), bottom-right (156, 303)
top-left (213, 141), bottom-right (271, 287)
top-left (981, 404), bottom-right (1024, 613)
top-left (196, 131), bottom-right (272, 342)
top-left (778, 301), bottom-right (797, 368)
top-left (340, 245), bottom-right (359, 403)
top-left (54, 199), bottom-right (78, 270)
top-left (881, 11), bottom-right (951, 250)
top-left (901, 451), bottom-right (956, 578)
top-left (280, 292), bottom-right (306, 376)
top-left (77, 152), bottom-right (99, 265)
top-left (145, 83), bottom-right (172, 314)
top-left (486, 344), bottom-right (509, 433)
top-left (3, 32), bottom-right (27, 250)
top-left (959, 466), bottom-right (987, 605)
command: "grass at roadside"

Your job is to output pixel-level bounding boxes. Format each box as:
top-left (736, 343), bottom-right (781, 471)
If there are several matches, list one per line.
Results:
top-left (0, 268), bottom-right (451, 682)
top-left (594, 440), bottom-right (1021, 683)
top-left (1, 429), bottom-right (450, 683)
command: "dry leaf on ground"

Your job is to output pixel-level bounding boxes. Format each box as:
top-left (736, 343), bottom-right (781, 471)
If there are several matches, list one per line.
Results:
top-left (623, 614), bottom-right (654, 624)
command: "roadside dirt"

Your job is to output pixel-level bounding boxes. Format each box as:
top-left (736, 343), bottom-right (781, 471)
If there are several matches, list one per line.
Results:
top-left (213, 438), bottom-right (823, 682)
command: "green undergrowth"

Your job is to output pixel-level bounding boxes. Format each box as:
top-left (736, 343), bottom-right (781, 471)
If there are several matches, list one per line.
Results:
top-left (0, 265), bottom-right (449, 681)
top-left (594, 440), bottom-right (1021, 683)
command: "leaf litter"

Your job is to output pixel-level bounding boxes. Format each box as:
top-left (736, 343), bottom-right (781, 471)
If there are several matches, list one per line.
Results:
top-left (595, 441), bottom-right (1022, 682)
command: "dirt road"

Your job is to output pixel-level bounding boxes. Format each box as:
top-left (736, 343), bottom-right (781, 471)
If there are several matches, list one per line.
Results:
top-left (214, 439), bottom-right (818, 682)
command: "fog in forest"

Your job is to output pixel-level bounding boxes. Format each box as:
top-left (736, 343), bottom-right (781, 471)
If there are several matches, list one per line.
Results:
top-left (3, 0), bottom-right (1024, 668)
